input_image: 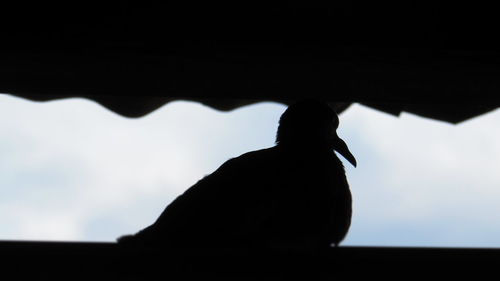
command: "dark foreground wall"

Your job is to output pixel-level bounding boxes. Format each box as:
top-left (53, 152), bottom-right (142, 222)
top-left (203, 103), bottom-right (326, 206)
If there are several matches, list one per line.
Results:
top-left (1, 241), bottom-right (499, 280)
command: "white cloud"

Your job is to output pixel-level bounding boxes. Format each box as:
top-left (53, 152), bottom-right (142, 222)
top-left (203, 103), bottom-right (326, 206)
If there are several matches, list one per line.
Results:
top-left (340, 104), bottom-right (500, 247)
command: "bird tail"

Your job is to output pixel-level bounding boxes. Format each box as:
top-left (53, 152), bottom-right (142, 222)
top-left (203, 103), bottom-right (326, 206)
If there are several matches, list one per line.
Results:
top-left (117, 234), bottom-right (140, 246)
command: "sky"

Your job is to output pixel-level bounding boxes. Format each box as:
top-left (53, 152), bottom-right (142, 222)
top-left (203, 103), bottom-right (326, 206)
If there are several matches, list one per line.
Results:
top-left (1, 93), bottom-right (500, 248)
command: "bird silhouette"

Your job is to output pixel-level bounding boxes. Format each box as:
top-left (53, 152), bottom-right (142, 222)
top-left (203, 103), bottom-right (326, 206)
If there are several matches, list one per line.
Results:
top-left (118, 99), bottom-right (356, 251)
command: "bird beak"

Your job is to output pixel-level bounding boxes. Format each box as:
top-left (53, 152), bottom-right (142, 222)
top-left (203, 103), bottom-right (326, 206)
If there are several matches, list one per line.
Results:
top-left (331, 135), bottom-right (357, 167)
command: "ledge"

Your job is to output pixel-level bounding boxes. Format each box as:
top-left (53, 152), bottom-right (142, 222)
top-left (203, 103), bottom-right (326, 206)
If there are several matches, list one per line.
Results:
top-left (1, 241), bottom-right (499, 279)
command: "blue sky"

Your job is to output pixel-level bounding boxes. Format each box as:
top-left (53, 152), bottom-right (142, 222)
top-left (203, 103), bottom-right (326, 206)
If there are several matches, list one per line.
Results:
top-left (1, 93), bottom-right (500, 248)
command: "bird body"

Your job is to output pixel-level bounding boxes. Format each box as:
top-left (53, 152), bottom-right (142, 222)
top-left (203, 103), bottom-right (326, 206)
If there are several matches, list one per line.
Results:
top-left (118, 100), bottom-right (355, 250)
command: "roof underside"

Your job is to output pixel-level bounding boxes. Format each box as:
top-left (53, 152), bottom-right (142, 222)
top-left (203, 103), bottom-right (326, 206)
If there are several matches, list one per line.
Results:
top-left (1, 1), bottom-right (499, 123)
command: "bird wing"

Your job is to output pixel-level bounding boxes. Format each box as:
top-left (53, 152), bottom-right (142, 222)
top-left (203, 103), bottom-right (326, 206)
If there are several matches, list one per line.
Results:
top-left (138, 149), bottom-right (273, 247)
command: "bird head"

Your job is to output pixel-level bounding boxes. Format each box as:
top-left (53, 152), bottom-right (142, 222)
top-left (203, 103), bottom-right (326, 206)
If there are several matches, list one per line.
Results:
top-left (276, 99), bottom-right (357, 167)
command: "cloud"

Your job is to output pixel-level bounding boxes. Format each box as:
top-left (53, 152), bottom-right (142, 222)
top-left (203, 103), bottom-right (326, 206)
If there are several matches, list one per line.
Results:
top-left (340, 104), bottom-right (500, 247)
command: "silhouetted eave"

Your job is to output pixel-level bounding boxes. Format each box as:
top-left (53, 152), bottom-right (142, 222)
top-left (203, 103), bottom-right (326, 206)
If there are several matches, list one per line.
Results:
top-left (1, 1), bottom-right (500, 123)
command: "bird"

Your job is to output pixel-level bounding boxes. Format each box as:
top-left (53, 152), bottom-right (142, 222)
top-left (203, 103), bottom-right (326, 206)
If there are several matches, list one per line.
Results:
top-left (117, 99), bottom-right (356, 251)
